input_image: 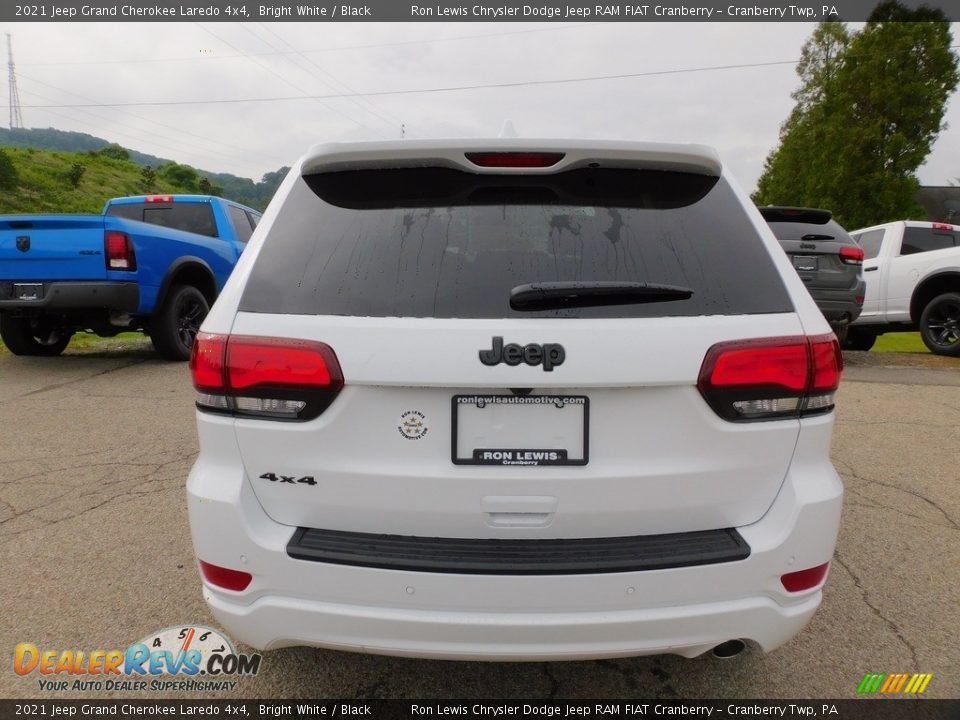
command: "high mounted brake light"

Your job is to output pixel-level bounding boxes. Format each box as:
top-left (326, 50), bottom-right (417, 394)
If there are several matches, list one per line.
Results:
top-left (465, 152), bottom-right (565, 168)
top-left (190, 333), bottom-right (344, 421)
top-left (145, 195), bottom-right (174, 203)
top-left (698, 334), bottom-right (842, 421)
top-left (104, 230), bottom-right (136, 271)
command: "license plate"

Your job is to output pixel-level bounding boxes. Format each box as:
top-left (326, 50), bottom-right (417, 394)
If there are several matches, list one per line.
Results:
top-left (792, 256), bottom-right (818, 272)
top-left (13, 283), bottom-right (44, 300)
top-left (451, 394), bottom-right (589, 466)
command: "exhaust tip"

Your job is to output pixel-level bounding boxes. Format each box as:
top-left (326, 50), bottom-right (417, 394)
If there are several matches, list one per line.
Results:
top-left (711, 639), bottom-right (747, 660)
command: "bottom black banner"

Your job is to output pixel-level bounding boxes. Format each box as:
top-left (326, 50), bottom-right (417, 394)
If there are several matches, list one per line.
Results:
top-left (1, 700), bottom-right (958, 720)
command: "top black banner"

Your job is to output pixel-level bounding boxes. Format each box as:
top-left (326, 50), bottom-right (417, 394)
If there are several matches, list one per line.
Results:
top-left (4, 0), bottom-right (960, 22)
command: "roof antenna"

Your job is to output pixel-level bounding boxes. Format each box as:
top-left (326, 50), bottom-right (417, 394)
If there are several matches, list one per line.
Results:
top-left (498, 120), bottom-right (518, 138)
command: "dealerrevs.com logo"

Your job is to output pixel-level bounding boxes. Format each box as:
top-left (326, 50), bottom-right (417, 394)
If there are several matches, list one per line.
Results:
top-left (13, 625), bottom-right (262, 692)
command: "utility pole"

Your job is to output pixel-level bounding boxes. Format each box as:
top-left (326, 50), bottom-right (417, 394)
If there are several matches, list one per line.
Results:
top-left (7, 34), bottom-right (24, 130)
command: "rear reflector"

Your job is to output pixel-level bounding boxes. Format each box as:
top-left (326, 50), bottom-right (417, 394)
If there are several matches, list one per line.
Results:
top-left (465, 152), bottom-right (565, 168)
top-left (190, 333), bottom-right (344, 421)
top-left (839, 246), bottom-right (864, 265)
top-left (698, 334), bottom-right (842, 421)
top-left (781, 562), bottom-right (830, 592)
top-left (104, 231), bottom-right (136, 271)
top-left (198, 560), bottom-right (252, 591)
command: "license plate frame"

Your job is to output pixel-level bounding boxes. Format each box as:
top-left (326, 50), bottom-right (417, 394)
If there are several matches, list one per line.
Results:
top-left (13, 283), bottom-right (44, 301)
top-left (451, 394), bottom-right (589, 467)
top-left (792, 255), bottom-right (818, 272)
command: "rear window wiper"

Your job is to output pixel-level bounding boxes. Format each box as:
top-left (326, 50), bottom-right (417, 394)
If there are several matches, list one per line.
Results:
top-left (510, 281), bottom-right (694, 311)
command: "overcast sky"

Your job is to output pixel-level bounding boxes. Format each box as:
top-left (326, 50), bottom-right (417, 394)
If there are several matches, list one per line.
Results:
top-left (4, 21), bottom-right (960, 191)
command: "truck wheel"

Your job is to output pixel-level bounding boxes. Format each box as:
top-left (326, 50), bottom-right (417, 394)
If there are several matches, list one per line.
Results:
top-left (0, 315), bottom-right (73, 356)
top-left (919, 292), bottom-right (960, 357)
top-left (843, 328), bottom-right (877, 352)
top-left (150, 285), bottom-right (209, 361)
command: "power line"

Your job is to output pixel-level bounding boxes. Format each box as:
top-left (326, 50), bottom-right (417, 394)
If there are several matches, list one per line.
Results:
top-left (16, 25), bottom-right (593, 68)
top-left (18, 57), bottom-right (805, 109)
top-left (195, 23), bottom-right (386, 137)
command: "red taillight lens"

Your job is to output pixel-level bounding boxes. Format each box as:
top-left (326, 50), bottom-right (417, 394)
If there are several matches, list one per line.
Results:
top-left (227, 336), bottom-right (337, 391)
top-left (190, 332), bottom-right (227, 391)
top-left (104, 231), bottom-right (136, 271)
top-left (465, 152), bottom-right (565, 168)
top-left (932, 222), bottom-right (954, 230)
top-left (855, 295), bottom-right (864, 306)
top-left (698, 334), bottom-right (841, 421)
top-left (839, 246), bottom-right (864, 265)
top-left (145, 195), bottom-right (173, 203)
top-left (189, 333), bottom-right (343, 421)
top-left (781, 562), bottom-right (830, 592)
top-left (199, 560), bottom-right (252, 592)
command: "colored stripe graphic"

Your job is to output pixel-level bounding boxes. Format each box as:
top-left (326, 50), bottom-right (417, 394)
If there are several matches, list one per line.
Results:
top-left (858, 672), bottom-right (932, 694)
top-left (857, 673), bottom-right (885, 694)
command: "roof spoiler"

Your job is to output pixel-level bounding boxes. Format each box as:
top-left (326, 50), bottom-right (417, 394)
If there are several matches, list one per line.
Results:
top-left (300, 139), bottom-right (722, 177)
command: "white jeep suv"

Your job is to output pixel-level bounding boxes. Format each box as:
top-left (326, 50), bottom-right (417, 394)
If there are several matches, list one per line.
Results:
top-left (187, 139), bottom-right (844, 660)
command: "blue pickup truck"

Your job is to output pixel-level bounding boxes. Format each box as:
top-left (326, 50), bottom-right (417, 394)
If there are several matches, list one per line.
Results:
top-left (0, 194), bottom-right (261, 360)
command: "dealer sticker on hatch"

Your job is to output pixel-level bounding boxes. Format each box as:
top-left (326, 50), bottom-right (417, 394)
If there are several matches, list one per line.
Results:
top-left (451, 394), bottom-right (589, 466)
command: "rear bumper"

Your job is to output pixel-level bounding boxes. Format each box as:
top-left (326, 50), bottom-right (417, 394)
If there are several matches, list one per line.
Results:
top-left (806, 282), bottom-right (865, 324)
top-left (187, 414), bottom-right (843, 660)
top-left (0, 281), bottom-right (139, 312)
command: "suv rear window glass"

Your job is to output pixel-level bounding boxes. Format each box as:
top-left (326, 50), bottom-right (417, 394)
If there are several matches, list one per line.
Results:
top-left (239, 167), bottom-right (794, 319)
top-left (765, 218), bottom-right (855, 245)
top-left (106, 202), bottom-right (218, 238)
top-left (900, 226), bottom-right (958, 255)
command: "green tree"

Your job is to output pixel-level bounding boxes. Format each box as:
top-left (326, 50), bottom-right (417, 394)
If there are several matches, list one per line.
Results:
top-left (0, 149), bottom-right (18, 191)
top-left (97, 144), bottom-right (130, 161)
top-left (753, 2), bottom-right (958, 228)
top-left (159, 162), bottom-right (200, 190)
top-left (140, 165), bottom-right (157, 193)
top-left (67, 162), bottom-right (86, 188)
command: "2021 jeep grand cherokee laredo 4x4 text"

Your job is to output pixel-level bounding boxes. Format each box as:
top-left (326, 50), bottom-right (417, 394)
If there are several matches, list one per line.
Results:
top-left (186, 140), bottom-right (844, 660)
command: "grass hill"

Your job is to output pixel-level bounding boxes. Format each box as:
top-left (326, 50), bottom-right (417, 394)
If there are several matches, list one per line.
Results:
top-left (0, 146), bottom-right (207, 214)
top-left (0, 127), bottom-right (287, 210)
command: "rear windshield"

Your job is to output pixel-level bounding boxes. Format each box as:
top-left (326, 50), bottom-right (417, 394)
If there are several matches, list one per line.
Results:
top-left (900, 226), bottom-right (959, 255)
top-left (239, 167), bottom-right (793, 319)
top-left (765, 218), bottom-right (856, 245)
top-left (106, 202), bottom-right (218, 238)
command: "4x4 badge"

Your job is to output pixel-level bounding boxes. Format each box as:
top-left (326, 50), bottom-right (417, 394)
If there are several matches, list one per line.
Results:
top-left (479, 336), bottom-right (565, 371)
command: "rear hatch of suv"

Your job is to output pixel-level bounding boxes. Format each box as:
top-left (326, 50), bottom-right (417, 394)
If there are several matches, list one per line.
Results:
top-left (205, 145), bottom-right (837, 541)
top-left (759, 207), bottom-right (863, 296)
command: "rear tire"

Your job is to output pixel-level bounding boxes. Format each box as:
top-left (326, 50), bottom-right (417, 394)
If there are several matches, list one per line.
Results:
top-left (0, 315), bottom-right (73, 356)
top-left (149, 285), bottom-right (209, 361)
top-left (843, 328), bottom-right (877, 352)
top-left (919, 292), bottom-right (960, 357)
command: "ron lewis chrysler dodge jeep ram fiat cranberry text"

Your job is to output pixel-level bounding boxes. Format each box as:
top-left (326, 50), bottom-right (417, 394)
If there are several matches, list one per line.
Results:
top-left (186, 139), bottom-right (844, 660)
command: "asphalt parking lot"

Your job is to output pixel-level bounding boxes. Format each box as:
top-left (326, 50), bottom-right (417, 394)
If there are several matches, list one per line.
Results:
top-left (0, 344), bottom-right (957, 700)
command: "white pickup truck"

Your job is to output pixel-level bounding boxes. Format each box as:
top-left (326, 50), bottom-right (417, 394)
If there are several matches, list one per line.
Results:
top-left (847, 221), bottom-right (960, 355)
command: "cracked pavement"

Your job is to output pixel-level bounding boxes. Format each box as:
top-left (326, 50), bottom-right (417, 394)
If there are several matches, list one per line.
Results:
top-left (0, 349), bottom-right (957, 700)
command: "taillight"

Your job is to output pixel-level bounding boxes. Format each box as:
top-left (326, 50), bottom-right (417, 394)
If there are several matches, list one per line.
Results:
top-left (189, 333), bottom-right (343, 421)
top-left (198, 560), bottom-right (252, 592)
top-left (781, 562), bottom-right (830, 592)
top-left (104, 231), bottom-right (136, 271)
top-left (839, 246), bottom-right (864, 265)
top-left (698, 334), bottom-right (842, 421)
top-left (465, 152), bottom-right (565, 168)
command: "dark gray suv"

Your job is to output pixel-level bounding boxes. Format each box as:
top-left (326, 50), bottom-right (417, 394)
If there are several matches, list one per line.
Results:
top-left (760, 206), bottom-right (866, 343)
